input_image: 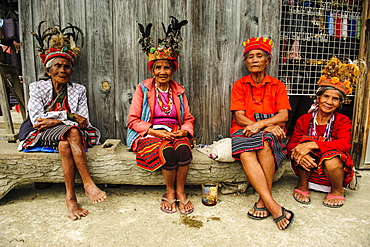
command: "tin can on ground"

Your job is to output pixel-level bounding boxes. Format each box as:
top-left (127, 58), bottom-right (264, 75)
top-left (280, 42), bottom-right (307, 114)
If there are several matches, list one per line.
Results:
top-left (201, 182), bottom-right (218, 206)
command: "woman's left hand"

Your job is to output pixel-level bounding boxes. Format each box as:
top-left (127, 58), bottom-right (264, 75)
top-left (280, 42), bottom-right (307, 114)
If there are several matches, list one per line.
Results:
top-left (74, 114), bottom-right (88, 129)
top-left (264, 125), bottom-right (286, 141)
top-left (291, 141), bottom-right (319, 164)
top-left (173, 130), bottom-right (188, 138)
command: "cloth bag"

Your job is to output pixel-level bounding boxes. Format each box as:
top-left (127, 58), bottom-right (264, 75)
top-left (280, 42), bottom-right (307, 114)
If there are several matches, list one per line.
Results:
top-left (197, 138), bottom-right (235, 162)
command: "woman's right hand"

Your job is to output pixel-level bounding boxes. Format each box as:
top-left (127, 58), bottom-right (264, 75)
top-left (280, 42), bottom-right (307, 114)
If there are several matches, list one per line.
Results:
top-left (148, 129), bottom-right (176, 141)
top-left (242, 121), bottom-right (264, 137)
top-left (33, 118), bottom-right (62, 131)
top-left (296, 154), bottom-right (317, 171)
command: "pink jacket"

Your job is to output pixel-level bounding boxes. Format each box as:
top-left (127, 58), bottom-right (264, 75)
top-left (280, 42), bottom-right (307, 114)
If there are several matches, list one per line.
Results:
top-left (127, 78), bottom-right (195, 151)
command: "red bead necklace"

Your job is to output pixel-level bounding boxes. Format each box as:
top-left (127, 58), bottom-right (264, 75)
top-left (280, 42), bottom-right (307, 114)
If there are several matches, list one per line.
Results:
top-left (156, 86), bottom-right (173, 114)
top-left (249, 83), bottom-right (265, 105)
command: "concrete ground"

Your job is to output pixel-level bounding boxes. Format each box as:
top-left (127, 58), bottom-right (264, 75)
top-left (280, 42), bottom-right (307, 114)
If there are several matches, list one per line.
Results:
top-left (1, 110), bottom-right (370, 246)
top-left (0, 165), bottom-right (369, 247)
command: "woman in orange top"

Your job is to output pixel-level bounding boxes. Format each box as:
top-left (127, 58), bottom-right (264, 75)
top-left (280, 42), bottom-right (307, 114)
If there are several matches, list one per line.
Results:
top-left (230, 37), bottom-right (294, 230)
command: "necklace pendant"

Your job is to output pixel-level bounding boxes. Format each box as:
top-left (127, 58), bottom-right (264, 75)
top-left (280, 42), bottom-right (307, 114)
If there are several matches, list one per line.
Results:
top-left (253, 100), bottom-right (263, 105)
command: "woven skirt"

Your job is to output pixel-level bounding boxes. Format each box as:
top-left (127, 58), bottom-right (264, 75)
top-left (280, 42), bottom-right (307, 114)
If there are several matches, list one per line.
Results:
top-left (231, 113), bottom-right (287, 171)
top-left (21, 125), bottom-right (89, 150)
top-left (134, 123), bottom-right (192, 172)
top-left (291, 136), bottom-right (354, 186)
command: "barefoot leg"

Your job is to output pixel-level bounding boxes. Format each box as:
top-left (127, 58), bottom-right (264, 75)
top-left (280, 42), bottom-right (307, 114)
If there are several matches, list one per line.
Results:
top-left (64, 128), bottom-right (107, 204)
top-left (59, 140), bottom-right (89, 220)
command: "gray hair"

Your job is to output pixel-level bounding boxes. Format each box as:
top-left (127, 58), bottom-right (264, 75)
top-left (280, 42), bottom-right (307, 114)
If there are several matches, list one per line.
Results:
top-left (316, 86), bottom-right (345, 104)
top-left (151, 60), bottom-right (175, 73)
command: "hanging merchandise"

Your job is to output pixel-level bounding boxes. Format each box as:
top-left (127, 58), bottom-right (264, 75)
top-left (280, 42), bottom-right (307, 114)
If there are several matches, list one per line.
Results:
top-left (278, 0), bottom-right (363, 96)
top-left (289, 37), bottom-right (302, 60)
top-left (1, 11), bottom-right (17, 40)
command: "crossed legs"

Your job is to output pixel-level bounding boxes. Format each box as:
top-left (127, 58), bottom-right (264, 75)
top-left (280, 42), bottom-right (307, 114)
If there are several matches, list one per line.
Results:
top-left (240, 141), bottom-right (293, 230)
top-left (59, 128), bottom-right (107, 220)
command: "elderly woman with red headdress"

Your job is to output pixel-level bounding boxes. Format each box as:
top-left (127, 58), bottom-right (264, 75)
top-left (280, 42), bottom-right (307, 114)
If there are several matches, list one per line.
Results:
top-left (287, 57), bottom-right (363, 208)
top-left (127, 17), bottom-right (195, 214)
top-left (230, 37), bottom-right (294, 230)
top-left (19, 22), bottom-right (107, 220)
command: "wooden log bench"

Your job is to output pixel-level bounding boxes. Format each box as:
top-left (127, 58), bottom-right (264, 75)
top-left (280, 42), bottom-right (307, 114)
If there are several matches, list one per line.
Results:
top-left (0, 139), bottom-right (286, 200)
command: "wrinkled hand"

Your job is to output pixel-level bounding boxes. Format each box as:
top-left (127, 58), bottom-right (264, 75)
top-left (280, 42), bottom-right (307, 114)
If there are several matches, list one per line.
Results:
top-left (264, 125), bottom-right (286, 141)
top-left (33, 118), bottom-right (62, 131)
top-left (291, 141), bottom-right (318, 164)
top-left (296, 154), bottom-right (317, 171)
top-left (74, 114), bottom-right (88, 129)
top-left (242, 121), bottom-right (264, 137)
top-left (173, 130), bottom-right (188, 138)
top-left (150, 129), bottom-right (176, 141)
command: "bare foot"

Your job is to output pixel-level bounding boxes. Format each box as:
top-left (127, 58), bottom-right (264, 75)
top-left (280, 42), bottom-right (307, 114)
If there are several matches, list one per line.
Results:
top-left (66, 196), bottom-right (88, 220)
top-left (84, 183), bottom-right (107, 204)
top-left (176, 192), bottom-right (194, 214)
top-left (160, 192), bottom-right (177, 213)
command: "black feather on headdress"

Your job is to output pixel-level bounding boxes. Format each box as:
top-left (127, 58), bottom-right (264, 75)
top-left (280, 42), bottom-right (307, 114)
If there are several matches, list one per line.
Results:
top-left (159, 16), bottom-right (188, 50)
top-left (28, 21), bottom-right (84, 63)
top-left (137, 16), bottom-right (188, 55)
top-left (137, 23), bottom-right (154, 54)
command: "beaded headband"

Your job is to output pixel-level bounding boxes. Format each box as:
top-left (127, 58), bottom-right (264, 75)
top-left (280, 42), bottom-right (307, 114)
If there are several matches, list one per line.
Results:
top-left (243, 37), bottom-right (273, 59)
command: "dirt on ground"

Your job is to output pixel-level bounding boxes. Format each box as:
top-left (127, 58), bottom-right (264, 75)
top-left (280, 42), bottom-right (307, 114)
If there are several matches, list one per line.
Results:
top-left (0, 168), bottom-right (370, 247)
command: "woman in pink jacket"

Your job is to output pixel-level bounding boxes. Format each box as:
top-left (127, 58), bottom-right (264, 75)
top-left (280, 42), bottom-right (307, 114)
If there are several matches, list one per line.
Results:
top-left (127, 18), bottom-right (195, 214)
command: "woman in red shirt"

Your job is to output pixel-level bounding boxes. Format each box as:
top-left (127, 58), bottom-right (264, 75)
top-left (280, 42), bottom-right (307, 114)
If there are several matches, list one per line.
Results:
top-left (287, 57), bottom-right (361, 208)
top-left (230, 37), bottom-right (293, 230)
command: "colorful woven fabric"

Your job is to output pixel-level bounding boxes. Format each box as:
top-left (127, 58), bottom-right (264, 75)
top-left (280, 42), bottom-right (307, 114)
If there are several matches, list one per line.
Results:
top-left (134, 123), bottom-right (191, 172)
top-left (287, 113), bottom-right (354, 187)
top-left (291, 136), bottom-right (354, 186)
top-left (231, 113), bottom-right (288, 171)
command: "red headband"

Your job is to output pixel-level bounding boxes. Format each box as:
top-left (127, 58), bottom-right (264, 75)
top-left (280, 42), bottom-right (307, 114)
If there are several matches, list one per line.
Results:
top-left (243, 37), bottom-right (273, 57)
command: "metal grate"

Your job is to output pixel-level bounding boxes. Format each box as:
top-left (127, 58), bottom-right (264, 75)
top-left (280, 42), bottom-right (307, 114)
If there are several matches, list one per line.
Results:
top-left (279, 0), bottom-right (363, 96)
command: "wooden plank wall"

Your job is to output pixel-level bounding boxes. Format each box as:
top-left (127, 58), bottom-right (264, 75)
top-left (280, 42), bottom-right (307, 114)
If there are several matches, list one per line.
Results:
top-left (18, 0), bottom-right (280, 145)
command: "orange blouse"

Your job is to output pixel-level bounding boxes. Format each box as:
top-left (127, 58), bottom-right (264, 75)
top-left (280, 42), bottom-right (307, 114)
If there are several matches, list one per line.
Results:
top-left (230, 73), bottom-right (291, 135)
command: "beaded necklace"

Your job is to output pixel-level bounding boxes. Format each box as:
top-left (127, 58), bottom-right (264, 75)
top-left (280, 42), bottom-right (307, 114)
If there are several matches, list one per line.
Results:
top-left (156, 85), bottom-right (173, 115)
top-left (249, 83), bottom-right (265, 105)
top-left (308, 111), bottom-right (335, 141)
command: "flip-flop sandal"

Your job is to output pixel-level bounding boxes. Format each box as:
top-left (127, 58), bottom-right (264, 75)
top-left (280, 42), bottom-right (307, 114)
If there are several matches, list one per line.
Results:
top-left (160, 194), bottom-right (177, 214)
top-left (293, 188), bottom-right (311, 204)
top-left (322, 193), bottom-right (346, 208)
top-left (247, 202), bottom-right (270, 220)
top-left (177, 198), bottom-right (194, 215)
top-left (273, 207), bottom-right (295, 230)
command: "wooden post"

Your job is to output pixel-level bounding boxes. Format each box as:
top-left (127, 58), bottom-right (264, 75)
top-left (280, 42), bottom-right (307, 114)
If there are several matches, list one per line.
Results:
top-left (0, 66), bottom-right (16, 141)
top-left (351, 0), bottom-right (370, 169)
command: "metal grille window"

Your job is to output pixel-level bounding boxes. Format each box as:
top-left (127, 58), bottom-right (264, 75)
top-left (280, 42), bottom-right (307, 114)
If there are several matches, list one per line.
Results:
top-left (279, 0), bottom-right (363, 96)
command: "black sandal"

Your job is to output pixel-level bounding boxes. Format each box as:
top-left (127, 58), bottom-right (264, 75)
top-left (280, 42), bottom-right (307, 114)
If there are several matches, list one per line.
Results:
top-left (273, 207), bottom-right (295, 230)
top-left (247, 203), bottom-right (270, 220)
